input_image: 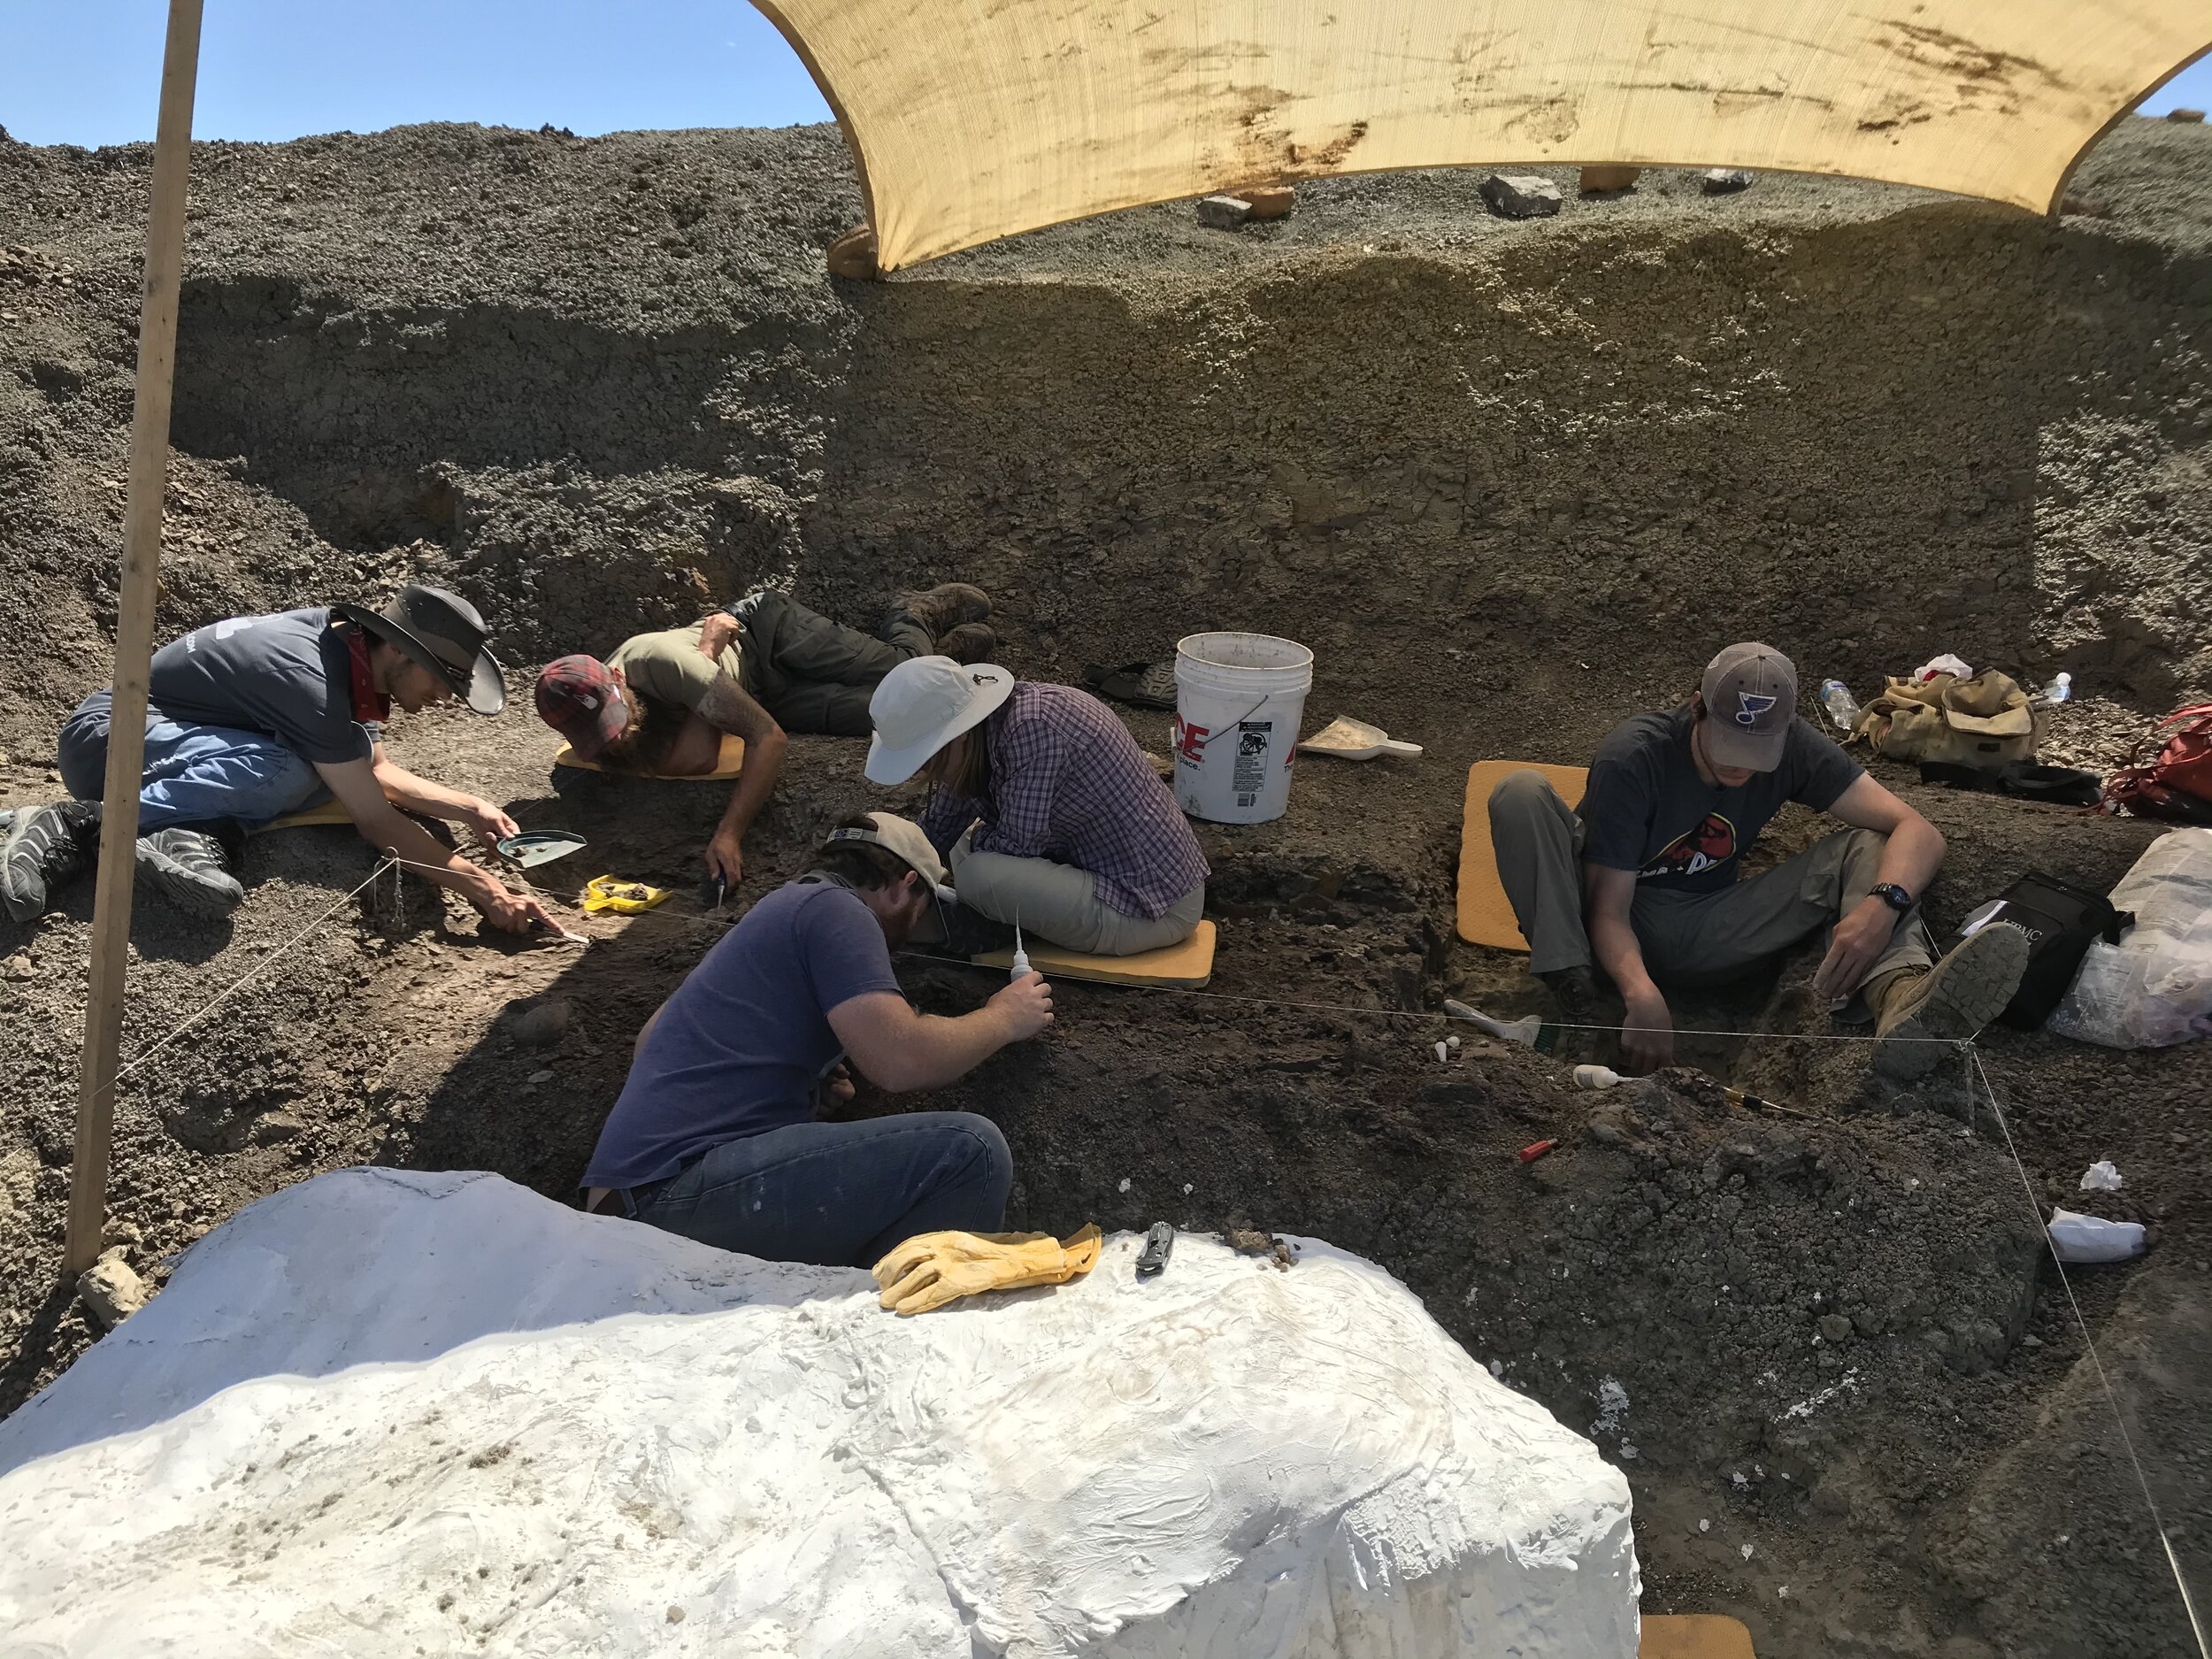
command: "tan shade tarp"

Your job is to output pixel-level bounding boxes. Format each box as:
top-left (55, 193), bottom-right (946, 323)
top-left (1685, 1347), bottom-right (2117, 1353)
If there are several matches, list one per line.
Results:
top-left (754, 0), bottom-right (2210, 270)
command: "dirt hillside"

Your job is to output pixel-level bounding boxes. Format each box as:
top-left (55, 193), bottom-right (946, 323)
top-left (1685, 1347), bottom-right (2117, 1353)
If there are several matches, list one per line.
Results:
top-left (2, 115), bottom-right (2209, 1658)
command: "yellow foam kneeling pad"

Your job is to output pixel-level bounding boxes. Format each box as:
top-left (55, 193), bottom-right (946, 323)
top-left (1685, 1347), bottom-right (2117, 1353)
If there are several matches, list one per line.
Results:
top-left (554, 733), bottom-right (745, 780)
top-left (1640, 1614), bottom-right (1756, 1658)
top-left (971, 919), bottom-right (1216, 988)
top-left (254, 799), bottom-right (354, 833)
top-left (1456, 760), bottom-right (1589, 950)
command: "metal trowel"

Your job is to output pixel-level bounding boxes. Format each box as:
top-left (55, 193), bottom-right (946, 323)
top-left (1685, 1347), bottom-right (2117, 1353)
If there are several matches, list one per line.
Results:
top-left (496, 829), bottom-right (588, 868)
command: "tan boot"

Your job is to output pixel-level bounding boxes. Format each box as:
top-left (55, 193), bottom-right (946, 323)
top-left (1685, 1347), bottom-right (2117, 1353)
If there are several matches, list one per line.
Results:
top-left (895, 582), bottom-right (991, 637)
top-left (935, 622), bottom-right (998, 665)
top-left (1871, 926), bottom-right (2030, 1080)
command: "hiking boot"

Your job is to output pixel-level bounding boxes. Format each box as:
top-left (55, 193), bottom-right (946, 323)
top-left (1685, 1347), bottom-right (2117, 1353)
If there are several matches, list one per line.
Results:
top-left (934, 900), bottom-right (1018, 958)
top-left (1536, 964), bottom-right (1604, 1057)
top-left (134, 826), bottom-right (246, 918)
top-left (1538, 964), bottom-right (1602, 1030)
top-left (935, 622), bottom-right (998, 665)
top-left (1, 801), bottom-right (101, 923)
top-left (895, 582), bottom-right (992, 637)
top-left (1871, 925), bottom-right (2030, 1081)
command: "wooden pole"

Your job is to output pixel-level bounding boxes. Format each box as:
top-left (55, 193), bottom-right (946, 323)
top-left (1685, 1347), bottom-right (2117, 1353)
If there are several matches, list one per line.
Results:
top-left (65, 0), bottom-right (207, 1279)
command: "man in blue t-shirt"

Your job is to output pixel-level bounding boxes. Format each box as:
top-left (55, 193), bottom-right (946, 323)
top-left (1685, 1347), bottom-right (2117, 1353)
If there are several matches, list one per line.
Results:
top-left (3, 586), bottom-right (557, 933)
top-left (583, 811), bottom-right (1055, 1266)
top-left (1488, 643), bottom-right (2026, 1081)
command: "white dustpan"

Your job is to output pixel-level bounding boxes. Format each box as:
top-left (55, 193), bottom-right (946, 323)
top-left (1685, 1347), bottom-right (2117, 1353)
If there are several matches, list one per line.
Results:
top-left (1298, 716), bottom-right (1423, 760)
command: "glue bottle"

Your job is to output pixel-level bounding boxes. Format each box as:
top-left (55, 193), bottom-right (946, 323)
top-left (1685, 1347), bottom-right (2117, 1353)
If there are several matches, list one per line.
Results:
top-left (1010, 919), bottom-right (1031, 981)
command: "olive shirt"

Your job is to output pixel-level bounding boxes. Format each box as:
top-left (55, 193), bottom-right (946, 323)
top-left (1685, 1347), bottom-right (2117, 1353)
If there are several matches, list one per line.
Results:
top-left (606, 625), bottom-right (744, 714)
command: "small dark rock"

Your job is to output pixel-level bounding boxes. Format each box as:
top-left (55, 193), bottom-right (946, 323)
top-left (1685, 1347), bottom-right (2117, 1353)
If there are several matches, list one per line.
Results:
top-left (1479, 173), bottom-right (1563, 219)
top-left (1701, 168), bottom-right (1755, 194)
top-left (1196, 194), bottom-right (1254, 230)
top-left (508, 997), bottom-right (572, 1047)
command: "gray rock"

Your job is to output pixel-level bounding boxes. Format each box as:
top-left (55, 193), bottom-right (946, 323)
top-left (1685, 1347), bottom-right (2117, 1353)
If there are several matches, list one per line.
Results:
top-left (1701, 168), bottom-right (1755, 195)
top-left (508, 996), bottom-right (572, 1047)
top-left (1195, 194), bottom-right (1253, 230)
top-left (1816, 1312), bottom-right (1855, 1343)
top-left (79, 1248), bottom-right (150, 1329)
top-left (1479, 173), bottom-right (1563, 219)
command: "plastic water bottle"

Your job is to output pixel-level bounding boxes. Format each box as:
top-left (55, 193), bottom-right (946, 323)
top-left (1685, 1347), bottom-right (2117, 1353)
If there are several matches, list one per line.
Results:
top-left (1818, 679), bottom-right (1862, 732)
top-left (2036, 672), bottom-right (2073, 707)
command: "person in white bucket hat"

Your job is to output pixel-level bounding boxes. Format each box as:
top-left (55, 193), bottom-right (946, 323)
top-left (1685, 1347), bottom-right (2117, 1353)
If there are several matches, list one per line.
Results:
top-left (867, 657), bottom-right (1209, 956)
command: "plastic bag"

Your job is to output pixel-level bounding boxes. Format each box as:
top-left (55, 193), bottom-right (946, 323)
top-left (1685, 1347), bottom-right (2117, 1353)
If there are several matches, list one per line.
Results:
top-left (2047, 829), bottom-right (2212, 1048)
top-left (2047, 1209), bottom-right (2146, 1264)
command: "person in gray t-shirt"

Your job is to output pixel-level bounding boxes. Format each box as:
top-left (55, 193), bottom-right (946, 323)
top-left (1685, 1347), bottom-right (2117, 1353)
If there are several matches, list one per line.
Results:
top-left (1486, 642), bottom-right (2028, 1081)
top-left (4, 586), bottom-right (559, 933)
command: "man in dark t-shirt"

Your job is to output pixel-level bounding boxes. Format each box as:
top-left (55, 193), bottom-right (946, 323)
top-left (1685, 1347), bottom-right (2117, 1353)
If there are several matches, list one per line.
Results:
top-left (583, 812), bottom-right (1055, 1267)
top-left (2, 586), bottom-right (557, 932)
top-left (1488, 642), bottom-right (2027, 1081)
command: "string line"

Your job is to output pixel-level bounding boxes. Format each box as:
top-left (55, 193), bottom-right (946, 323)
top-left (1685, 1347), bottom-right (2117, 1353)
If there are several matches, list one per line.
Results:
top-left (104, 856), bottom-right (400, 1093)
top-left (65, 850), bottom-right (2205, 1647)
top-left (1970, 1048), bottom-right (2208, 1659)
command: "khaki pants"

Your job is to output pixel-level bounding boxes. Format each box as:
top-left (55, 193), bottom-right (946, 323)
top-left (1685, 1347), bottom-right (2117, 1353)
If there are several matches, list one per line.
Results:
top-left (951, 839), bottom-right (1204, 957)
top-left (1486, 771), bottom-right (1932, 1002)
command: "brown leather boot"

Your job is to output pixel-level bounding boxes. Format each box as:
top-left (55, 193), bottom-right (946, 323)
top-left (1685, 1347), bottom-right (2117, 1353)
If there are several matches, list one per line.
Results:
top-left (895, 582), bottom-right (991, 636)
top-left (935, 623), bottom-right (998, 665)
top-left (1871, 926), bottom-right (2028, 1080)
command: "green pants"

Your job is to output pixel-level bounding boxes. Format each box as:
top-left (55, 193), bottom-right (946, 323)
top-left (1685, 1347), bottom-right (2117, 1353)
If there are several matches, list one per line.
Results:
top-left (733, 592), bottom-right (932, 736)
top-left (1486, 771), bottom-right (1933, 1000)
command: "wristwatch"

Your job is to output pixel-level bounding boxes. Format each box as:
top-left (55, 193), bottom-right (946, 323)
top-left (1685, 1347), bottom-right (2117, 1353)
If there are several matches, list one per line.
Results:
top-left (1870, 882), bottom-right (1914, 913)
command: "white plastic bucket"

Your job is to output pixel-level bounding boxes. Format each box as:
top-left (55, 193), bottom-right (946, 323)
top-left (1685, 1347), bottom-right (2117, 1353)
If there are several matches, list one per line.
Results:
top-left (1172, 632), bottom-right (1314, 824)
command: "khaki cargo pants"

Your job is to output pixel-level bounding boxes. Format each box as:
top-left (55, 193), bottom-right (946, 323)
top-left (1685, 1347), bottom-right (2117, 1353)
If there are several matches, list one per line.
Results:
top-left (950, 833), bottom-right (1203, 958)
top-left (1486, 770), bottom-right (1933, 1001)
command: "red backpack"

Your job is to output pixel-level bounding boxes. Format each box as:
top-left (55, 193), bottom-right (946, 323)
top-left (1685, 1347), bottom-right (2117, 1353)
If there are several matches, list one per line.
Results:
top-left (2104, 703), bottom-right (2212, 824)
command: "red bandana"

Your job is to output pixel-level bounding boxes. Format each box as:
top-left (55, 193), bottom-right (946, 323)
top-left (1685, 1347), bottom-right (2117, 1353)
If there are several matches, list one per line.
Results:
top-left (348, 626), bottom-right (393, 725)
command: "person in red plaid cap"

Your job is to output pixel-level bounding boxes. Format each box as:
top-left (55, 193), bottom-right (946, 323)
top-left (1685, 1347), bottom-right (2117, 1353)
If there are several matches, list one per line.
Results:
top-left (534, 585), bottom-right (994, 887)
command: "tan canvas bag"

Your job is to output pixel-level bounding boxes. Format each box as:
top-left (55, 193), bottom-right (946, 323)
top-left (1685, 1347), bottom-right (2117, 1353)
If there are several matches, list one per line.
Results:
top-left (1853, 672), bottom-right (2036, 770)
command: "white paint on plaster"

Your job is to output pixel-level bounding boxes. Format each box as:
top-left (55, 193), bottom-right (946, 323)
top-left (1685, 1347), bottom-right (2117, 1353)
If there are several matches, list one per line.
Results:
top-left (0, 1169), bottom-right (1641, 1657)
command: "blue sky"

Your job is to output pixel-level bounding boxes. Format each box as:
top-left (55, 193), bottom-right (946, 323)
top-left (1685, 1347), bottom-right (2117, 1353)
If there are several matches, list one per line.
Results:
top-left (0, 1), bottom-right (833, 146)
top-left (1, 2), bottom-right (2206, 148)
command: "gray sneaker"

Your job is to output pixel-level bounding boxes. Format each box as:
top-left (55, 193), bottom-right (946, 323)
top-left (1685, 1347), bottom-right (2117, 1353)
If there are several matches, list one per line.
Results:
top-left (134, 827), bottom-right (246, 918)
top-left (1, 801), bottom-right (101, 922)
top-left (1872, 924), bottom-right (2031, 1080)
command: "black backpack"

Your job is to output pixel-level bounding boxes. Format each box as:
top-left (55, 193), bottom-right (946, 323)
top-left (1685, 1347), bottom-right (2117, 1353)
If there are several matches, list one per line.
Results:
top-left (1941, 872), bottom-right (2133, 1031)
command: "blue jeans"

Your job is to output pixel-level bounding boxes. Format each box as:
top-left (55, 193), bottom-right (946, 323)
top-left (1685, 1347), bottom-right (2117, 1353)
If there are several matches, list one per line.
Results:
top-left (59, 694), bottom-right (328, 831)
top-left (634, 1112), bottom-right (1014, 1269)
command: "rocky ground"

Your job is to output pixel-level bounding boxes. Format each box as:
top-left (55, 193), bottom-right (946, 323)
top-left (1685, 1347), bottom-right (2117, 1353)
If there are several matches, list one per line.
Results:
top-left (2, 114), bottom-right (2209, 1657)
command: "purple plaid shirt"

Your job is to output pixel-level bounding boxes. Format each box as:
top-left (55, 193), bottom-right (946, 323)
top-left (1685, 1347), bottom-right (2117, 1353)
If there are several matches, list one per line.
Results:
top-left (918, 683), bottom-right (1210, 919)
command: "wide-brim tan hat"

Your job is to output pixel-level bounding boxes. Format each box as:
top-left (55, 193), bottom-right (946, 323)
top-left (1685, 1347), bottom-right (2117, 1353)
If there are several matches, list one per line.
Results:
top-left (865, 656), bottom-right (1013, 785)
top-left (823, 811), bottom-right (959, 901)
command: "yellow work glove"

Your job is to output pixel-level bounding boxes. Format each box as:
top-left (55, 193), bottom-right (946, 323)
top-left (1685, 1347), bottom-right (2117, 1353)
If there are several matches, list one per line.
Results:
top-left (580, 874), bottom-right (672, 914)
top-left (872, 1224), bottom-right (1104, 1316)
